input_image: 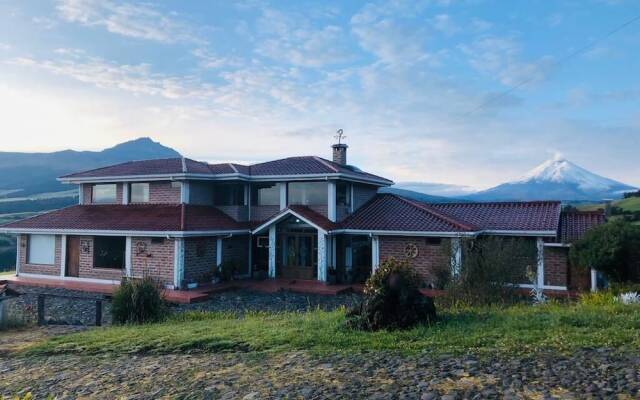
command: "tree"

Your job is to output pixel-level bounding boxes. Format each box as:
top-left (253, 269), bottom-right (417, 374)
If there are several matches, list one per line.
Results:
top-left (570, 220), bottom-right (640, 283)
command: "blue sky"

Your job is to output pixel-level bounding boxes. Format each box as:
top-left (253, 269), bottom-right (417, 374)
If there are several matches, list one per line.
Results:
top-left (0, 0), bottom-right (639, 189)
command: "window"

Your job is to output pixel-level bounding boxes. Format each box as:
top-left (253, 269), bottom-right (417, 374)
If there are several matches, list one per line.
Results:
top-left (213, 184), bottom-right (245, 206)
top-left (288, 182), bottom-right (327, 206)
top-left (130, 183), bottom-right (150, 203)
top-left (27, 234), bottom-right (55, 265)
top-left (93, 236), bottom-right (126, 269)
top-left (92, 184), bottom-right (117, 204)
top-left (251, 183), bottom-right (279, 206)
top-left (336, 182), bottom-right (351, 207)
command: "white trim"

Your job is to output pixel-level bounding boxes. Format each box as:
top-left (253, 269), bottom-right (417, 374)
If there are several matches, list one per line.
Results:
top-left (59, 172), bottom-right (393, 187)
top-left (122, 183), bottom-right (129, 205)
top-left (332, 229), bottom-right (477, 238)
top-left (371, 235), bottom-right (380, 272)
top-left (327, 181), bottom-right (336, 222)
top-left (180, 181), bottom-right (190, 204)
top-left (278, 182), bottom-right (287, 210)
top-left (173, 238), bottom-right (184, 288)
top-left (243, 184), bottom-right (250, 207)
top-left (518, 283), bottom-right (568, 291)
top-left (125, 237), bottom-right (132, 277)
top-left (18, 272), bottom-right (121, 285)
top-left (544, 242), bottom-right (571, 248)
top-left (216, 237), bottom-right (223, 266)
top-left (536, 237), bottom-right (545, 289)
top-left (252, 209), bottom-right (329, 235)
top-left (15, 235), bottom-right (21, 276)
top-left (268, 225), bottom-right (276, 278)
top-left (0, 228), bottom-right (251, 237)
top-left (60, 235), bottom-right (67, 278)
top-left (481, 230), bottom-right (557, 237)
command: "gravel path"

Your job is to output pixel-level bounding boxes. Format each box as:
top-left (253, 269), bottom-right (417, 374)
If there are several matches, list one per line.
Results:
top-left (1, 348), bottom-right (638, 399)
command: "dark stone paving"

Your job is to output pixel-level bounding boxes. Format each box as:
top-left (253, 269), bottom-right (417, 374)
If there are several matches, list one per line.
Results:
top-left (1, 349), bottom-right (638, 399)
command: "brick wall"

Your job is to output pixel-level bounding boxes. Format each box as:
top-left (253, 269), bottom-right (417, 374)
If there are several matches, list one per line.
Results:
top-left (184, 237), bottom-right (217, 283)
top-left (18, 234), bottom-right (61, 276)
top-left (221, 235), bottom-right (250, 276)
top-left (353, 184), bottom-right (378, 211)
top-left (147, 181), bottom-right (181, 204)
top-left (130, 237), bottom-right (175, 286)
top-left (543, 247), bottom-right (568, 287)
top-left (77, 236), bottom-right (124, 281)
top-left (379, 236), bottom-right (450, 286)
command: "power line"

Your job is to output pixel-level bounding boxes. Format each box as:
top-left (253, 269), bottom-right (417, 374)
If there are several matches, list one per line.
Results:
top-left (467, 13), bottom-right (640, 115)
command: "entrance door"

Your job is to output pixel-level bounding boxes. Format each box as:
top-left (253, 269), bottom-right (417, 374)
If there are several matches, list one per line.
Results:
top-left (280, 234), bottom-right (316, 280)
top-left (66, 236), bottom-right (80, 277)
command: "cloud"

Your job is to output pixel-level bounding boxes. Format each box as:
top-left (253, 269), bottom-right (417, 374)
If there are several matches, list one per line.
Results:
top-left (56, 0), bottom-right (202, 44)
top-left (191, 48), bottom-right (243, 70)
top-left (0, 42), bottom-right (11, 51)
top-left (431, 14), bottom-right (459, 35)
top-left (459, 36), bottom-right (554, 87)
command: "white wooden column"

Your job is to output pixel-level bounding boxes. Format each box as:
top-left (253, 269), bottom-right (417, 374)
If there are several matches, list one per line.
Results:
top-left (125, 236), bottom-right (132, 277)
top-left (317, 232), bottom-right (327, 282)
top-left (173, 238), bottom-right (184, 289)
top-left (180, 182), bottom-right (190, 204)
top-left (122, 183), bottom-right (129, 205)
top-left (591, 268), bottom-right (598, 292)
top-left (327, 182), bottom-right (337, 222)
top-left (278, 183), bottom-right (287, 210)
top-left (78, 185), bottom-right (84, 205)
top-left (371, 235), bottom-right (380, 273)
top-left (268, 226), bottom-right (276, 278)
top-left (536, 237), bottom-right (545, 288)
top-left (216, 237), bottom-right (223, 266)
top-left (60, 235), bottom-right (67, 277)
top-left (450, 238), bottom-right (462, 277)
top-left (15, 235), bottom-right (21, 276)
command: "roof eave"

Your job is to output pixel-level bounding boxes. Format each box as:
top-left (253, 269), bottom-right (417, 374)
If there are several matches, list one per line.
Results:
top-left (0, 227), bottom-right (251, 237)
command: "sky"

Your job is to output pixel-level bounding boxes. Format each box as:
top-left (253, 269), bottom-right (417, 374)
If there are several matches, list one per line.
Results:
top-left (0, 0), bottom-right (639, 190)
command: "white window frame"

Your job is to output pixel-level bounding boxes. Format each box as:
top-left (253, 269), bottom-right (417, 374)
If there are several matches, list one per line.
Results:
top-left (27, 234), bottom-right (56, 265)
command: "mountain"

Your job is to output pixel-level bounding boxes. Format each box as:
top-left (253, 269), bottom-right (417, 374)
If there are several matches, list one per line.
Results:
top-left (390, 182), bottom-right (477, 198)
top-left (0, 138), bottom-right (180, 199)
top-left (380, 187), bottom-right (466, 203)
top-left (466, 157), bottom-right (637, 202)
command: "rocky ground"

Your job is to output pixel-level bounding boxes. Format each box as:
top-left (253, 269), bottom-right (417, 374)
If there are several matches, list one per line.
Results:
top-left (1, 344), bottom-right (638, 399)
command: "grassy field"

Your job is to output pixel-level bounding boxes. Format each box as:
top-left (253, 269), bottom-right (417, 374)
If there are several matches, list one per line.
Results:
top-left (578, 197), bottom-right (640, 212)
top-left (26, 301), bottom-right (640, 357)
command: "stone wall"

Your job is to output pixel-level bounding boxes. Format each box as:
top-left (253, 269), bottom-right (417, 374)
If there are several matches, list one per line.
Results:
top-left (379, 236), bottom-right (450, 287)
top-left (184, 237), bottom-right (217, 283)
top-left (18, 234), bottom-right (62, 276)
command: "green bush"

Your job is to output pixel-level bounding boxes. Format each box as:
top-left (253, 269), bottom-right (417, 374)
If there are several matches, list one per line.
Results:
top-left (578, 291), bottom-right (616, 307)
top-left (346, 257), bottom-right (436, 331)
top-left (111, 277), bottom-right (167, 324)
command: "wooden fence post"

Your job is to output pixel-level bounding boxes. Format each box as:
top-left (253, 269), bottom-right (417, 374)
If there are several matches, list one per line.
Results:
top-left (95, 299), bottom-right (102, 327)
top-left (37, 294), bottom-right (45, 326)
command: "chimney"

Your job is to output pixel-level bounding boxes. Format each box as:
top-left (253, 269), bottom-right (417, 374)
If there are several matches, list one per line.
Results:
top-left (332, 143), bottom-right (348, 165)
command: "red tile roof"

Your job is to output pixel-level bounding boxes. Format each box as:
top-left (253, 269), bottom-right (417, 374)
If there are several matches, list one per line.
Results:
top-left (252, 205), bottom-right (337, 232)
top-left (558, 211), bottom-right (606, 243)
top-left (0, 205), bottom-right (249, 232)
top-left (430, 201), bottom-right (562, 232)
top-left (60, 156), bottom-right (392, 185)
top-left (340, 194), bottom-right (476, 233)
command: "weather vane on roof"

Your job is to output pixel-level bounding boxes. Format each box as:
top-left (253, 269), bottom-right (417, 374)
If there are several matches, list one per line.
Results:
top-left (334, 129), bottom-right (346, 144)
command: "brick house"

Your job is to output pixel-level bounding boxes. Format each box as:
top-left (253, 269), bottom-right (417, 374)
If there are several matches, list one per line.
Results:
top-left (0, 142), bottom-right (605, 293)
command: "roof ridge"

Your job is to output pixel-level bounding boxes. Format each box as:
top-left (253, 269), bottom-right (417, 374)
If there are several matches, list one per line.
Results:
top-left (181, 157), bottom-right (187, 173)
top-left (228, 163), bottom-right (239, 173)
top-left (430, 200), bottom-right (562, 206)
top-left (313, 156), bottom-right (340, 173)
top-left (393, 194), bottom-right (477, 231)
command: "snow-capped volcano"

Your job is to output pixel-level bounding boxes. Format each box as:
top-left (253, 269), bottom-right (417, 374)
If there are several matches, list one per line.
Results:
top-left (466, 157), bottom-right (637, 202)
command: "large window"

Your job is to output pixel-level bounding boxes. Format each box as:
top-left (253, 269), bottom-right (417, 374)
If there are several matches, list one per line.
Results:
top-left (92, 184), bottom-right (117, 204)
top-left (213, 184), bottom-right (245, 206)
top-left (336, 182), bottom-right (351, 208)
top-left (93, 236), bottom-right (126, 269)
top-left (288, 182), bottom-right (327, 206)
top-left (27, 234), bottom-right (55, 265)
top-left (251, 183), bottom-right (280, 206)
top-left (130, 183), bottom-right (150, 203)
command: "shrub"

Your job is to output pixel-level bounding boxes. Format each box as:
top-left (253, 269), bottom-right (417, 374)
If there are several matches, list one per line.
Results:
top-left (346, 257), bottom-right (436, 331)
top-left (444, 236), bottom-right (536, 306)
top-left (216, 260), bottom-right (237, 282)
top-left (578, 291), bottom-right (616, 307)
top-left (616, 292), bottom-right (640, 305)
top-left (111, 277), bottom-right (167, 324)
top-left (570, 220), bottom-right (640, 283)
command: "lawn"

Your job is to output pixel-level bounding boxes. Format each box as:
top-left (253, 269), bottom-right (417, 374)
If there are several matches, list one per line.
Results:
top-left (26, 302), bottom-right (640, 357)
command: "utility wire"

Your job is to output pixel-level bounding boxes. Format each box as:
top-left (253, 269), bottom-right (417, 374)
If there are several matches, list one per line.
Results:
top-left (466, 13), bottom-right (640, 115)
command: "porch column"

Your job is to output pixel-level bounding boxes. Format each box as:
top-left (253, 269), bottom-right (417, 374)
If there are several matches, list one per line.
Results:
top-left (268, 225), bottom-right (276, 278)
top-left (216, 237), bottom-right (223, 266)
top-left (331, 236), bottom-right (337, 269)
top-left (536, 238), bottom-right (545, 289)
top-left (278, 183), bottom-right (287, 210)
top-left (60, 235), bottom-right (67, 278)
top-left (317, 233), bottom-right (327, 282)
top-left (122, 183), bottom-right (129, 205)
top-left (180, 182), bottom-right (190, 204)
top-left (125, 237), bottom-right (132, 277)
top-left (450, 238), bottom-right (462, 277)
top-left (371, 235), bottom-right (380, 273)
top-left (327, 182), bottom-right (336, 222)
top-left (591, 268), bottom-right (598, 292)
top-left (173, 238), bottom-right (185, 289)
top-left (15, 235), bottom-right (21, 276)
